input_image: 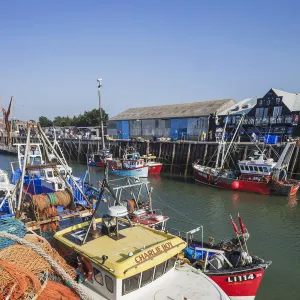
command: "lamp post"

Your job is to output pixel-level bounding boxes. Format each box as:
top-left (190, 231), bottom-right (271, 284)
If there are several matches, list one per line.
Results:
top-left (97, 78), bottom-right (105, 149)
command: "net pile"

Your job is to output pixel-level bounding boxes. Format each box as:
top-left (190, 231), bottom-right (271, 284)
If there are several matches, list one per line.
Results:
top-left (0, 218), bottom-right (27, 250)
top-left (0, 234), bottom-right (79, 299)
top-left (0, 234), bottom-right (76, 279)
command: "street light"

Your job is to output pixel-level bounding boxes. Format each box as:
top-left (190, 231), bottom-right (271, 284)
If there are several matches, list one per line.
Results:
top-left (97, 78), bottom-right (105, 149)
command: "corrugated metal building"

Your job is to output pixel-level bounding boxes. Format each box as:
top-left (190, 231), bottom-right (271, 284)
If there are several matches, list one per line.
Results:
top-left (108, 98), bottom-right (236, 140)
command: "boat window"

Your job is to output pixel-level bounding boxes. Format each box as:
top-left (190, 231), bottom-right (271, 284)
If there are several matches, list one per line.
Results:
top-left (259, 167), bottom-right (263, 172)
top-left (244, 166), bottom-right (249, 171)
top-left (141, 267), bottom-right (154, 287)
top-left (105, 275), bottom-right (114, 293)
top-left (47, 171), bottom-right (53, 178)
top-left (93, 267), bottom-right (103, 285)
top-left (30, 156), bottom-right (42, 165)
top-left (122, 273), bottom-right (140, 295)
top-left (165, 256), bottom-right (176, 273)
top-left (154, 261), bottom-right (165, 279)
top-left (40, 170), bottom-right (45, 177)
top-left (254, 166), bottom-right (258, 171)
top-left (59, 170), bottom-right (66, 176)
top-left (249, 166), bottom-right (254, 171)
top-left (240, 165), bottom-right (244, 170)
top-left (263, 167), bottom-right (268, 173)
top-left (0, 175), bottom-right (6, 182)
top-left (122, 273), bottom-right (141, 295)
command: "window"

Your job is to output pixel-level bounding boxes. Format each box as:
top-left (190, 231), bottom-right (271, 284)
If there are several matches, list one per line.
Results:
top-left (105, 275), bottom-right (114, 293)
top-left (40, 170), bottom-right (45, 177)
top-left (255, 108), bottom-right (264, 118)
top-left (154, 262), bottom-right (165, 279)
top-left (165, 120), bottom-right (170, 128)
top-left (258, 167), bottom-right (263, 172)
top-left (141, 267), bottom-right (154, 287)
top-left (30, 156), bottom-right (42, 165)
top-left (273, 106), bottom-right (282, 117)
top-left (240, 165), bottom-right (244, 170)
top-left (47, 171), bottom-right (53, 178)
top-left (0, 175), bottom-right (5, 183)
top-left (249, 166), bottom-right (254, 171)
top-left (263, 167), bottom-right (268, 173)
top-left (60, 170), bottom-right (66, 176)
top-left (155, 120), bottom-right (159, 128)
top-left (245, 166), bottom-right (249, 171)
top-left (93, 268), bottom-right (103, 285)
top-left (254, 166), bottom-right (258, 172)
top-left (122, 273), bottom-right (141, 295)
top-left (165, 257), bottom-right (176, 273)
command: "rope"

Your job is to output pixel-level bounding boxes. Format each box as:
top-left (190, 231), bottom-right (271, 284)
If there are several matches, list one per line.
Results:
top-left (0, 231), bottom-right (93, 300)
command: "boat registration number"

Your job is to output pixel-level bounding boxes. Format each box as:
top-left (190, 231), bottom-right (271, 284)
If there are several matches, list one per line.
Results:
top-left (227, 273), bottom-right (256, 282)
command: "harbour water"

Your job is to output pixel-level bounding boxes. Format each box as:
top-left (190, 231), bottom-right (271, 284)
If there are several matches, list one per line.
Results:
top-left (1, 154), bottom-right (299, 299)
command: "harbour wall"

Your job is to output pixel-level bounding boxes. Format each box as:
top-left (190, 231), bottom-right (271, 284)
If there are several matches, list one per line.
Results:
top-left (3, 136), bottom-right (300, 177)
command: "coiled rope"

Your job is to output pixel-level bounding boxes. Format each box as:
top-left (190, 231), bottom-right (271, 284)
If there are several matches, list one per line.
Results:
top-left (0, 231), bottom-right (93, 300)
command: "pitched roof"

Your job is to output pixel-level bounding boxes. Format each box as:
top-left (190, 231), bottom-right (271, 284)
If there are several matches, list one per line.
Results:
top-left (218, 97), bottom-right (258, 115)
top-left (272, 88), bottom-right (300, 112)
top-left (109, 99), bottom-right (236, 121)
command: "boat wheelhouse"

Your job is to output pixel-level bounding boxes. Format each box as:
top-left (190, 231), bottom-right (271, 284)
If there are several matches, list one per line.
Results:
top-left (54, 206), bottom-right (229, 300)
top-left (141, 155), bottom-right (163, 174)
top-left (0, 169), bottom-right (16, 218)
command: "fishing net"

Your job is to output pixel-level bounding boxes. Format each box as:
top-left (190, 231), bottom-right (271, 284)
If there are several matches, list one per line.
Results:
top-left (0, 260), bottom-right (42, 300)
top-left (0, 234), bottom-right (76, 279)
top-left (37, 281), bottom-right (80, 300)
top-left (0, 217), bottom-right (27, 250)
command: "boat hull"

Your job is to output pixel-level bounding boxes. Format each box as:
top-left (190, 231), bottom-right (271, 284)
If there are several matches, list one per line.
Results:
top-left (208, 268), bottom-right (265, 300)
top-left (108, 166), bottom-right (149, 178)
top-left (148, 163), bottom-right (163, 174)
top-left (88, 161), bottom-right (105, 167)
top-left (193, 166), bottom-right (299, 196)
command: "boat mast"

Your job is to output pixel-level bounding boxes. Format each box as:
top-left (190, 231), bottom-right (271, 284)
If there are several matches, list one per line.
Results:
top-left (97, 78), bottom-right (105, 150)
top-left (220, 114), bottom-right (245, 170)
top-left (216, 112), bottom-right (229, 168)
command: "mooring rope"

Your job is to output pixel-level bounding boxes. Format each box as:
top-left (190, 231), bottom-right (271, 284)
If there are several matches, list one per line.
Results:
top-left (0, 231), bottom-right (93, 300)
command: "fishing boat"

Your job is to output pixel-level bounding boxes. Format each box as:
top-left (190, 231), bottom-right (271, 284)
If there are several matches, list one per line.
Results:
top-left (178, 216), bottom-right (271, 300)
top-left (108, 152), bottom-right (148, 178)
top-left (53, 188), bottom-right (229, 299)
top-left (88, 149), bottom-right (113, 167)
top-left (193, 115), bottom-right (300, 196)
top-left (141, 154), bottom-right (163, 174)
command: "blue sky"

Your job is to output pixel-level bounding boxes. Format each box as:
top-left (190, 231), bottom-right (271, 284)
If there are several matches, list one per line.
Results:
top-left (1, 0), bottom-right (300, 120)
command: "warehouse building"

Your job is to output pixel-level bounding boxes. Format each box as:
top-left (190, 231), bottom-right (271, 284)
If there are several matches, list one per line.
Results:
top-left (107, 98), bottom-right (235, 140)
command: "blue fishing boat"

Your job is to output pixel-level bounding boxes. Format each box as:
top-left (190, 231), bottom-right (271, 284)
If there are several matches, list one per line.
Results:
top-left (108, 152), bottom-right (149, 177)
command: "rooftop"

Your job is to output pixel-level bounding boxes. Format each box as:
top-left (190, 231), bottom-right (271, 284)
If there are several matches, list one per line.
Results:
top-left (218, 97), bottom-right (258, 115)
top-left (109, 99), bottom-right (235, 121)
top-left (271, 88), bottom-right (300, 112)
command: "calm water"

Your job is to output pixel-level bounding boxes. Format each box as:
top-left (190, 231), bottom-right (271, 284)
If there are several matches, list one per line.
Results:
top-left (1, 154), bottom-right (299, 299)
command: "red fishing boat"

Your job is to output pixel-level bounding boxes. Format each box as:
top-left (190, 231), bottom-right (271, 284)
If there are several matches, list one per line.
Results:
top-left (142, 155), bottom-right (163, 174)
top-left (193, 115), bottom-right (299, 196)
top-left (181, 215), bottom-right (271, 300)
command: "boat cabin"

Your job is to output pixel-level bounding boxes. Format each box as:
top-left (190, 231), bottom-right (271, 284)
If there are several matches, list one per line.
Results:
top-left (238, 151), bottom-right (276, 180)
top-left (54, 207), bottom-right (186, 299)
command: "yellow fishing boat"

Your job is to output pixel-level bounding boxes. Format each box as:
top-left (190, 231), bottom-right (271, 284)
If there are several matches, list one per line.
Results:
top-left (54, 205), bottom-right (229, 299)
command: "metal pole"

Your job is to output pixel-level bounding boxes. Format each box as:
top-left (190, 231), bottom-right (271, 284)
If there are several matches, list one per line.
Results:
top-left (17, 123), bottom-right (31, 213)
top-left (97, 78), bottom-right (105, 150)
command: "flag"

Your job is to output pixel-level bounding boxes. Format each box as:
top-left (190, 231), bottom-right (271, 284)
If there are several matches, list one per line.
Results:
top-left (230, 215), bottom-right (239, 234)
top-left (238, 213), bottom-right (247, 234)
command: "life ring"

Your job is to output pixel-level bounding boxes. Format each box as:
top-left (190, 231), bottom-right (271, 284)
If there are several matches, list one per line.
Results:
top-left (78, 256), bottom-right (93, 279)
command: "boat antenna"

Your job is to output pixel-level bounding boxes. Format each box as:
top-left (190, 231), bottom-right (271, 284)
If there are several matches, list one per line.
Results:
top-left (97, 78), bottom-right (105, 150)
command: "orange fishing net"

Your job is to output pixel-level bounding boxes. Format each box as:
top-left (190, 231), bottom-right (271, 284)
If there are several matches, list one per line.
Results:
top-left (37, 281), bottom-right (80, 300)
top-left (0, 234), bottom-right (76, 279)
top-left (0, 260), bottom-right (42, 300)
